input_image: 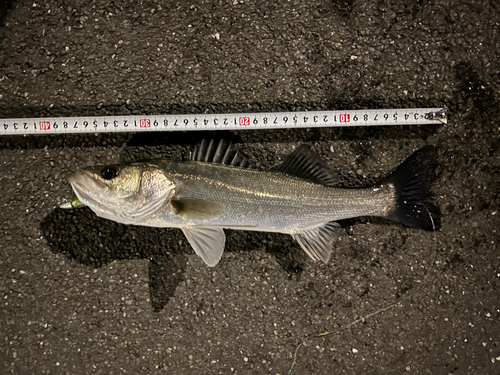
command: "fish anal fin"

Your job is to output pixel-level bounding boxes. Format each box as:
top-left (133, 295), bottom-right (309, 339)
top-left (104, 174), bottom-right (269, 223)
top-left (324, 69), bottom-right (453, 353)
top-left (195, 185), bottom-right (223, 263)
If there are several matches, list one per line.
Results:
top-left (171, 199), bottom-right (225, 221)
top-left (270, 145), bottom-right (339, 186)
top-left (182, 226), bottom-right (226, 267)
top-left (292, 222), bottom-right (341, 263)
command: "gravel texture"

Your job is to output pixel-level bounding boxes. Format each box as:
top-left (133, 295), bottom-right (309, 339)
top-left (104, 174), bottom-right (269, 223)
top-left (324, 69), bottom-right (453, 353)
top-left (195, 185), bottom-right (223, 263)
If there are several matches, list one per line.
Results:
top-left (1, 0), bottom-right (499, 374)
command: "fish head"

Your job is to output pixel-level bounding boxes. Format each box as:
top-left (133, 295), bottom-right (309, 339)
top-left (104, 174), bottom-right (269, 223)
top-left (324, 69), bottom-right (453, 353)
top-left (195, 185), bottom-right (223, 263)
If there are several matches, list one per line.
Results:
top-left (68, 162), bottom-right (176, 223)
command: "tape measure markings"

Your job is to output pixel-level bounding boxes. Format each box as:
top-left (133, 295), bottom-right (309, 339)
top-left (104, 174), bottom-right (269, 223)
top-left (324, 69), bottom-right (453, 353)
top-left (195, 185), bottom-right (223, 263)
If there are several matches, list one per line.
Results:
top-left (0, 108), bottom-right (447, 135)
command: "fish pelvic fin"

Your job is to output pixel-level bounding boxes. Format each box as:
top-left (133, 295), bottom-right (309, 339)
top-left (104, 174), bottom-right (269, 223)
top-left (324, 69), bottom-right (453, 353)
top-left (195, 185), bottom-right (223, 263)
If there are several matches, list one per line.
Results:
top-left (182, 226), bottom-right (226, 267)
top-left (292, 222), bottom-right (341, 263)
top-left (269, 145), bottom-right (339, 186)
top-left (383, 146), bottom-right (440, 230)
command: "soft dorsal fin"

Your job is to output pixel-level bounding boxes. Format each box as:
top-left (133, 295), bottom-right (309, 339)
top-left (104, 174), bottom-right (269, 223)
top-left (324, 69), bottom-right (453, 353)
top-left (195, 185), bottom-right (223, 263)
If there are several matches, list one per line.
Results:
top-left (292, 222), bottom-right (341, 263)
top-left (269, 145), bottom-right (339, 186)
top-left (191, 139), bottom-right (246, 167)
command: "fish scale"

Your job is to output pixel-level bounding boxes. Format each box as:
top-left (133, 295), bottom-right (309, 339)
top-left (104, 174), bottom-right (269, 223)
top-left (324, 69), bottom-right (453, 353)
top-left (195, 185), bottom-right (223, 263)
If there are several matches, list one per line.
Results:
top-left (156, 161), bottom-right (390, 232)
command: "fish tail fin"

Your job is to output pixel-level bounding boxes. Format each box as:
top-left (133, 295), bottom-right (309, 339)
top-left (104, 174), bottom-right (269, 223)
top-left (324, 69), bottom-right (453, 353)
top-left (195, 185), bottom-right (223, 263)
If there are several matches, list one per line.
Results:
top-left (383, 146), bottom-right (440, 230)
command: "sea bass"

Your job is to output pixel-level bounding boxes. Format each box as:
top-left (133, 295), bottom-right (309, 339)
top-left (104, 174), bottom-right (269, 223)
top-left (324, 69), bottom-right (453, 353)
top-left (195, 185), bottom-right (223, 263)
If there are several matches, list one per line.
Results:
top-left (67, 140), bottom-right (438, 267)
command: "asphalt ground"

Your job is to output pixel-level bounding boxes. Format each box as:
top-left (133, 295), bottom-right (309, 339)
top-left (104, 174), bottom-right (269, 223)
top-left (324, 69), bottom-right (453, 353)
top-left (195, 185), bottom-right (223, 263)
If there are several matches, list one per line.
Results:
top-left (0, 0), bottom-right (499, 374)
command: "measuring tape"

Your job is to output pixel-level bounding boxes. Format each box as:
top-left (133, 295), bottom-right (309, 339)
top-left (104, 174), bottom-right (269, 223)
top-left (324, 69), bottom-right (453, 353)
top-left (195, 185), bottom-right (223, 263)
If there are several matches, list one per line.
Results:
top-left (0, 108), bottom-right (446, 135)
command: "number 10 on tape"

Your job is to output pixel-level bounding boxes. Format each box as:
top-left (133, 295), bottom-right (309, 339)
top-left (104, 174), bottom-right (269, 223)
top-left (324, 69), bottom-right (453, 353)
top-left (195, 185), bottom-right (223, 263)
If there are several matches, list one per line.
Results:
top-left (0, 108), bottom-right (447, 135)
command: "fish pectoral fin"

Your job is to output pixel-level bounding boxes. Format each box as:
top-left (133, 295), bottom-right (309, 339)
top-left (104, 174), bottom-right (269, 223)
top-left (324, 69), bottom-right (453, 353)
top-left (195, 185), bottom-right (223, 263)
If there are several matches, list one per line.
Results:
top-left (182, 226), bottom-right (226, 267)
top-left (292, 222), bottom-right (341, 263)
top-left (171, 199), bottom-right (225, 220)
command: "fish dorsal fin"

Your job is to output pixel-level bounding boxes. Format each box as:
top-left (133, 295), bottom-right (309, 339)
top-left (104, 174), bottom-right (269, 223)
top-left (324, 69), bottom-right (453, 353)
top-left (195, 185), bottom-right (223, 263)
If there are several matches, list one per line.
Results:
top-left (292, 222), bottom-right (341, 263)
top-left (191, 139), bottom-right (246, 167)
top-left (182, 226), bottom-right (226, 267)
top-left (171, 199), bottom-right (225, 221)
top-left (270, 145), bottom-right (339, 186)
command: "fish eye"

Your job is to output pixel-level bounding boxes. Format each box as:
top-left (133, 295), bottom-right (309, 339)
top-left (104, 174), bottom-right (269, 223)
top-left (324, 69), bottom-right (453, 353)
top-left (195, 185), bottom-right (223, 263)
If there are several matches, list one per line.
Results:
top-left (101, 167), bottom-right (118, 180)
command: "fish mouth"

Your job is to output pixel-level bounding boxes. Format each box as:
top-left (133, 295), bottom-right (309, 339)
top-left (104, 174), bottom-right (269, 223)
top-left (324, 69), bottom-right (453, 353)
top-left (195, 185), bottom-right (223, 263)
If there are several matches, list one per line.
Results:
top-left (67, 170), bottom-right (113, 216)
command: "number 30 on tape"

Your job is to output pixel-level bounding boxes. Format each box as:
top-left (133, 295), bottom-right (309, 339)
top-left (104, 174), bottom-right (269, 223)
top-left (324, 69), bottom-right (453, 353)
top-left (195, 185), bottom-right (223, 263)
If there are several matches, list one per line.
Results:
top-left (1, 108), bottom-right (447, 135)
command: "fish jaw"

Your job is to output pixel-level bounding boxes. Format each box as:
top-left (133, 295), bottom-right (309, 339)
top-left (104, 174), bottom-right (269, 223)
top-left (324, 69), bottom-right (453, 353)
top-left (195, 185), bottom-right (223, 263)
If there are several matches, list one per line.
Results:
top-left (67, 169), bottom-right (126, 222)
top-left (68, 170), bottom-right (108, 209)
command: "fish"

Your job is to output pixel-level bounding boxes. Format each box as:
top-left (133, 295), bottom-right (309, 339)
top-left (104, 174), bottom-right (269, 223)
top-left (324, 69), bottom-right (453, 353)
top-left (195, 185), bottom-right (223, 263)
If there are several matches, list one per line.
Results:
top-left (67, 140), bottom-right (438, 267)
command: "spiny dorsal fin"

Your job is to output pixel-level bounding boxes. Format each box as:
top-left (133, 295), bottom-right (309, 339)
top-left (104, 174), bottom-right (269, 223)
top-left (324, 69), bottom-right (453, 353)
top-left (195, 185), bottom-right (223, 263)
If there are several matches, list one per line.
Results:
top-left (191, 139), bottom-right (246, 167)
top-left (292, 222), bottom-right (341, 263)
top-left (269, 145), bottom-right (339, 186)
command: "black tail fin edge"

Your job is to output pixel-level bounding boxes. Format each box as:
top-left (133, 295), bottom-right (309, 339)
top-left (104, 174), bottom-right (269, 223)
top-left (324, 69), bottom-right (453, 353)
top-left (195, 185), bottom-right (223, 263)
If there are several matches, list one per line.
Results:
top-left (383, 146), bottom-right (440, 231)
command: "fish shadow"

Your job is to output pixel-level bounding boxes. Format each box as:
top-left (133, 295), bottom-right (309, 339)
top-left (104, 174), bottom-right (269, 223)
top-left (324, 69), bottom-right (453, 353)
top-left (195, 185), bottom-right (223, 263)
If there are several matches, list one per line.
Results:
top-left (41, 208), bottom-right (307, 311)
top-left (41, 207), bottom-right (190, 312)
top-left (225, 230), bottom-right (307, 280)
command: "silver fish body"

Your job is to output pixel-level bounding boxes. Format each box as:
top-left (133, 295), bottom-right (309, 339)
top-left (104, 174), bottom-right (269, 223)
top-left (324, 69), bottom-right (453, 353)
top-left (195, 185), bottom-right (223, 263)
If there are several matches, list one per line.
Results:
top-left (68, 141), bottom-right (438, 266)
top-left (140, 160), bottom-right (392, 230)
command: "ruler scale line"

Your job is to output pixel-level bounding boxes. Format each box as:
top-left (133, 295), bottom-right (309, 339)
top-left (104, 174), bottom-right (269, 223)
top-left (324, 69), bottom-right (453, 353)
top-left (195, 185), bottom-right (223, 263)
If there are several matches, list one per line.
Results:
top-left (0, 108), bottom-right (447, 136)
